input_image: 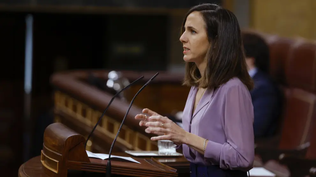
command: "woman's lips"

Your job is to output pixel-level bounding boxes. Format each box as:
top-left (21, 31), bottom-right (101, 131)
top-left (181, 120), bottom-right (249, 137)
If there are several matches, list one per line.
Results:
top-left (183, 47), bottom-right (190, 54)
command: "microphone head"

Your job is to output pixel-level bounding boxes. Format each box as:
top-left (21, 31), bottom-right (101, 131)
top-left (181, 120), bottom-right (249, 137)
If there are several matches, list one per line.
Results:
top-left (108, 70), bottom-right (120, 80)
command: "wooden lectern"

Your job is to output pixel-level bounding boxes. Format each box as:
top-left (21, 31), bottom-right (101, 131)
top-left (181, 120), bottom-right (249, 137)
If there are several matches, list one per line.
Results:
top-left (40, 123), bottom-right (178, 177)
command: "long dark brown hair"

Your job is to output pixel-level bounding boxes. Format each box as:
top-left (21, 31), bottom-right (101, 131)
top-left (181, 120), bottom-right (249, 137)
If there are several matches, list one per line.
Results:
top-left (182, 3), bottom-right (253, 90)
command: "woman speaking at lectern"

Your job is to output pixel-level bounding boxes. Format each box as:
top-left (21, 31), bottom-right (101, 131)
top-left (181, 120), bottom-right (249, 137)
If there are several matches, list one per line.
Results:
top-left (135, 3), bottom-right (254, 177)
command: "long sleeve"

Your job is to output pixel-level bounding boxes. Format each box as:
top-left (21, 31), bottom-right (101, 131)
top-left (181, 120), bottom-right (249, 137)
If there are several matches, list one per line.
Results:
top-left (203, 84), bottom-right (254, 171)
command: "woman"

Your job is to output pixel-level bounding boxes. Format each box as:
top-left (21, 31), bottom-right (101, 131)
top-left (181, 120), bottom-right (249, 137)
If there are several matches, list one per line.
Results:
top-left (135, 3), bottom-right (254, 177)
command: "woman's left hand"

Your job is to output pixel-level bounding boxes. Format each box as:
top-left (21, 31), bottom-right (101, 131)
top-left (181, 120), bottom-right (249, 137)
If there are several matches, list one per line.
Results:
top-left (135, 108), bottom-right (188, 145)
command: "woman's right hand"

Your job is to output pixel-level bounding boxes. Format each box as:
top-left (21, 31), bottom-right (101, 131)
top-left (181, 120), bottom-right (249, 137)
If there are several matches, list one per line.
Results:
top-left (135, 108), bottom-right (188, 145)
top-left (134, 108), bottom-right (160, 128)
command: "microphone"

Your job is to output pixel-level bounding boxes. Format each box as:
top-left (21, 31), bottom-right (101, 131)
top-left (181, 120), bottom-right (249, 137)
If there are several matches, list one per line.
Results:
top-left (84, 75), bottom-right (144, 149)
top-left (106, 72), bottom-right (159, 177)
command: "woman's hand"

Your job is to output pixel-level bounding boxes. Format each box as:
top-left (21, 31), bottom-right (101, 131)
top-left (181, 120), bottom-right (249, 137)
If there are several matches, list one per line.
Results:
top-left (135, 108), bottom-right (188, 145)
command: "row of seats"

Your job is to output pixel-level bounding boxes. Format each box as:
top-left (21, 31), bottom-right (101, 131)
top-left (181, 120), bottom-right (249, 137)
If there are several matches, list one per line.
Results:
top-left (247, 30), bottom-right (316, 176)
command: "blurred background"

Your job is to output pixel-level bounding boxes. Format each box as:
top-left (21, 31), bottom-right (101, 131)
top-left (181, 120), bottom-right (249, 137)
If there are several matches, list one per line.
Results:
top-left (1, 0), bottom-right (316, 176)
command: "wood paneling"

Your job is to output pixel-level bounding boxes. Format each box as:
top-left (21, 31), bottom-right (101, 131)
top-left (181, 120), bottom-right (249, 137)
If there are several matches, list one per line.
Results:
top-left (251, 0), bottom-right (316, 40)
top-left (54, 91), bottom-right (159, 152)
top-left (125, 84), bottom-right (190, 116)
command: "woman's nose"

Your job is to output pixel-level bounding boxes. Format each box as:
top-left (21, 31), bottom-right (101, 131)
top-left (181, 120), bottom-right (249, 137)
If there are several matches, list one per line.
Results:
top-left (179, 32), bottom-right (187, 43)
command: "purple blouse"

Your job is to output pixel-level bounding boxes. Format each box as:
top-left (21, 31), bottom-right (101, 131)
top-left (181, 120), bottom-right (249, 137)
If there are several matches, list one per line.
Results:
top-left (181, 78), bottom-right (254, 171)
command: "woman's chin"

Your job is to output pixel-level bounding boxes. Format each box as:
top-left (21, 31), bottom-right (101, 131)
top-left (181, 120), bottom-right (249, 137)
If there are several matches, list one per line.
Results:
top-left (183, 56), bottom-right (192, 62)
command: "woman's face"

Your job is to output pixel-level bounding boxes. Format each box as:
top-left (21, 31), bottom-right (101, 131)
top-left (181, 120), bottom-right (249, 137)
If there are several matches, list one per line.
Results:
top-left (180, 11), bottom-right (210, 65)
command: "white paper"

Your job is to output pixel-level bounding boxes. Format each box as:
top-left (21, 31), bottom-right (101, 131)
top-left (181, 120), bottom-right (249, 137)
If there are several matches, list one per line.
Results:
top-left (127, 152), bottom-right (158, 156)
top-left (249, 167), bottom-right (275, 176)
top-left (86, 151), bottom-right (140, 164)
top-left (125, 150), bottom-right (183, 157)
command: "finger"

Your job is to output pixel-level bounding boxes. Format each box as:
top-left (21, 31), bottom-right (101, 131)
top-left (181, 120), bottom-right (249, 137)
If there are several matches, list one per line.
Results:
top-left (139, 120), bottom-right (149, 126)
top-left (135, 114), bottom-right (148, 120)
top-left (148, 115), bottom-right (170, 123)
top-left (145, 121), bottom-right (167, 128)
top-left (150, 135), bottom-right (170, 141)
top-left (145, 127), bottom-right (167, 135)
top-left (142, 108), bottom-right (159, 116)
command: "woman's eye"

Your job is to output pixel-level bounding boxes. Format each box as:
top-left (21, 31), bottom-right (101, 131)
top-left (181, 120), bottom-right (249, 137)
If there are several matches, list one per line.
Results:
top-left (191, 30), bottom-right (197, 34)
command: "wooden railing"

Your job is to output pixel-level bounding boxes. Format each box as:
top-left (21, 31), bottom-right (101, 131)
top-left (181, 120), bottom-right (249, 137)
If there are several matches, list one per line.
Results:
top-left (51, 70), bottom-right (189, 153)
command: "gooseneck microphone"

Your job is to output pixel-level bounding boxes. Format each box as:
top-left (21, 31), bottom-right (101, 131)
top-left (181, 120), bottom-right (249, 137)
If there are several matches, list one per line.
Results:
top-left (84, 75), bottom-right (144, 149)
top-left (106, 72), bottom-right (159, 177)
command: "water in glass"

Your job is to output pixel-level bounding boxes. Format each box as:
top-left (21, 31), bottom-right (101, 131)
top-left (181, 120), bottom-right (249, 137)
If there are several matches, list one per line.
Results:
top-left (158, 140), bottom-right (176, 155)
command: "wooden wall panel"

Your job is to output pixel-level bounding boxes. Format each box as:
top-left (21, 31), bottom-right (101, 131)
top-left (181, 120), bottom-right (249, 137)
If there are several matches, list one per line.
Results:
top-left (312, 0), bottom-right (316, 40)
top-left (251, 0), bottom-right (316, 40)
